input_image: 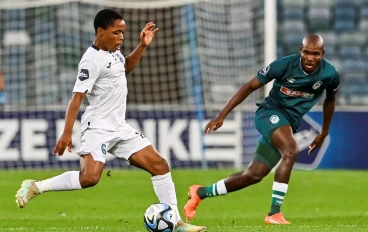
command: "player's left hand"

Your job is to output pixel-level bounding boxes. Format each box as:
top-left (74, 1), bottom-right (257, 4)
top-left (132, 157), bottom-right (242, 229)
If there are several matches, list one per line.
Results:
top-left (308, 133), bottom-right (327, 155)
top-left (140, 22), bottom-right (159, 47)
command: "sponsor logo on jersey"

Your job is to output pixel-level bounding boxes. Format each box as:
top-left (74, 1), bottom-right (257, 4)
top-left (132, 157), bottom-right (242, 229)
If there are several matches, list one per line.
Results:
top-left (280, 86), bottom-right (315, 99)
top-left (312, 81), bottom-right (322, 90)
top-left (270, 115), bottom-right (280, 124)
top-left (101, 144), bottom-right (106, 155)
top-left (259, 65), bottom-right (270, 75)
top-left (78, 69), bottom-right (89, 81)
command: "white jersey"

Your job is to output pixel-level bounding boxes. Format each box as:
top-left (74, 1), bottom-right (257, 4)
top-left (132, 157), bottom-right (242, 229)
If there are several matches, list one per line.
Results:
top-left (73, 45), bottom-right (128, 131)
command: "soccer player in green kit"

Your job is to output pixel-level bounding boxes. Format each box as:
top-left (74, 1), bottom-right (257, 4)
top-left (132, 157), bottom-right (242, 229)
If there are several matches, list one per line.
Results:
top-left (184, 34), bottom-right (340, 224)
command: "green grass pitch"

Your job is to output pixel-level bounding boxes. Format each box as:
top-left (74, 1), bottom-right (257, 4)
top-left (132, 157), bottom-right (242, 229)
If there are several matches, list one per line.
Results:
top-left (0, 169), bottom-right (367, 231)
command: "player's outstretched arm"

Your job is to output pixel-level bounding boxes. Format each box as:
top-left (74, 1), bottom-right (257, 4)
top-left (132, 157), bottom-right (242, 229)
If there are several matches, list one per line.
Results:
top-left (308, 90), bottom-right (336, 154)
top-left (53, 92), bottom-right (86, 156)
top-left (125, 22), bottom-right (159, 75)
top-left (204, 77), bottom-right (263, 134)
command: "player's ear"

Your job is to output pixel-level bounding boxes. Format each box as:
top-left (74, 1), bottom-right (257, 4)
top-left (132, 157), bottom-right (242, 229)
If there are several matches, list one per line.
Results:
top-left (299, 46), bottom-right (303, 54)
top-left (97, 27), bottom-right (104, 37)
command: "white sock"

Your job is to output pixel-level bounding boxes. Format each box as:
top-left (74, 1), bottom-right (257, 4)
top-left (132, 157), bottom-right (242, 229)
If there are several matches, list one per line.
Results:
top-left (216, 179), bottom-right (228, 195)
top-left (34, 171), bottom-right (82, 193)
top-left (151, 172), bottom-right (181, 223)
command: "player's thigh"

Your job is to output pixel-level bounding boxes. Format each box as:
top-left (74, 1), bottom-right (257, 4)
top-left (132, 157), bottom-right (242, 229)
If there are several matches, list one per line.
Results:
top-left (254, 107), bottom-right (291, 143)
top-left (108, 126), bottom-right (168, 174)
top-left (77, 129), bottom-right (119, 163)
top-left (129, 145), bottom-right (169, 175)
top-left (270, 125), bottom-right (298, 155)
top-left (252, 136), bottom-right (282, 170)
top-left (80, 154), bottom-right (105, 179)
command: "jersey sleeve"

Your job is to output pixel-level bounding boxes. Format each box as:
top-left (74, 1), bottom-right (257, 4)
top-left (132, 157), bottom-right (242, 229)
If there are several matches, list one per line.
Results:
top-left (72, 59), bottom-right (100, 93)
top-left (326, 70), bottom-right (340, 94)
top-left (256, 58), bottom-right (285, 85)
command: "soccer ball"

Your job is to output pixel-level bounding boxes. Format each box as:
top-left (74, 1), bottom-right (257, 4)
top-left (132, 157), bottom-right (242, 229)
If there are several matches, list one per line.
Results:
top-left (143, 203), bottom-right (177, 232)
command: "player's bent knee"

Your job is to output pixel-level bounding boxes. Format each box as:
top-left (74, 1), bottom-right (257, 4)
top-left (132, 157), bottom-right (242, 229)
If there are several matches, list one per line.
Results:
top-left (243, 170), bottom-right (264, 184)
top-left (79, 173), bottom-right (101, 188)
top-left (281, 146), bottom-right (299, 164)
top-left (150, 157), bottom-right (170, 176)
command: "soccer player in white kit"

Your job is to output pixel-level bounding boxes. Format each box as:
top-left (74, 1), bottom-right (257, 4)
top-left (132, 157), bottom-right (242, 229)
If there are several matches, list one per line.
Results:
top-left (15, 9), bottom-right (206, 232)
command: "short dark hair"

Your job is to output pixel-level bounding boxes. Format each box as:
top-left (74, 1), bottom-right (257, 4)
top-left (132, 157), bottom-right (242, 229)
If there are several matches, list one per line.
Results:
top-left (94, 9), bottom-right (123, 34)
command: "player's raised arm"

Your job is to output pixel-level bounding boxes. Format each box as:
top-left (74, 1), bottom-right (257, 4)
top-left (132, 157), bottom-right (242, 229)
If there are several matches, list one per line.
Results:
top-left (125, 22), bottom-right (159, 75)
top-left (204, 77), bottom-right (263, 134)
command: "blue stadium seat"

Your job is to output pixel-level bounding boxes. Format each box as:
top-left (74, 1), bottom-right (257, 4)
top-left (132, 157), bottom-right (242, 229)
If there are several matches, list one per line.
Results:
top-left (308, 8), bottom-right (330, 20)
top-left (334, 20), bottom-right (356, 32)
top-left (282, 0), bottom-right (305, 8)
top-left (316, 32), bottom-right (336, 46)
top-left (339, 46), bottom-right (362, 59)
top-left (343, 73), bottom-right (366, 83)
top-left (283, 21), bottom-right (306, 33)
top-left (362, 0), bottom-right (368, 7)
top-left (361, 7), bottom-right (368, 19)
top-left (359, 19), bottom-right (368, 32)
top-left (341, 60), bottom-right (366, 73)
top-left (335, 0), bottom-right (359, 8)
top-left (339, 33), bottom-right (366, 46)
top-left (309, 0), bottom-right (333, 8)
top-left (335, 8), bottom-right (356, 20)
top-left (283, 8), bottom-right (305, 20)
top-left (323, 45), bottom-right (336, 60)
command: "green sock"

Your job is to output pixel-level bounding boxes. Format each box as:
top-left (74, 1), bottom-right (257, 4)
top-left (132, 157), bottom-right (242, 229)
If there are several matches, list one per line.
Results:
top-left (197, 179), bottom-right (227, 200)
top-left (269, 181), bottom-right (288, 216)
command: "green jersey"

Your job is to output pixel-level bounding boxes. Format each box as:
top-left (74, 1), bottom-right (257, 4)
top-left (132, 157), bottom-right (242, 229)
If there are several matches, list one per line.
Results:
top-left (256, 54), bottom-right (340, 132)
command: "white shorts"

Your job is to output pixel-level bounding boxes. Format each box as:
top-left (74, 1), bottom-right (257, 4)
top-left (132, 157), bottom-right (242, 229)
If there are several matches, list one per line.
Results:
top-left (76, 124), bottom-right (151, 163)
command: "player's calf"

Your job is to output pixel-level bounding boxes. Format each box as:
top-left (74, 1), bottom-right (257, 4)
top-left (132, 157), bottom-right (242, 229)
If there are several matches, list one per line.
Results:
top-left (15, 180), bottom-right (41, 208)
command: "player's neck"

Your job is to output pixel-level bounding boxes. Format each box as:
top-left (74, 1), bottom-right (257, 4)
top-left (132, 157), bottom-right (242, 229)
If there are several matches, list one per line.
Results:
top-left (93, 39), bottom-right (108, 51)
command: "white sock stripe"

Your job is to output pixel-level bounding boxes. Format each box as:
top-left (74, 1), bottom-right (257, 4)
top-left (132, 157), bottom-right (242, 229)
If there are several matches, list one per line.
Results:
top-left (212, 184), bottom-right (216, 196)
top-left (272, 194), bottom-right (284, 200)
top-left (216, 179), bottom-right (228, 195)
top-left (272, 181), bottom-right (288, 193)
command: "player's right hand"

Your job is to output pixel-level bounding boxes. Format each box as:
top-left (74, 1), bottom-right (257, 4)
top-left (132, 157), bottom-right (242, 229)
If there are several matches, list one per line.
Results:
top-left (204, 117), bottom-right (224, 135)
top-left (53, 133), bottom-right (72, 156)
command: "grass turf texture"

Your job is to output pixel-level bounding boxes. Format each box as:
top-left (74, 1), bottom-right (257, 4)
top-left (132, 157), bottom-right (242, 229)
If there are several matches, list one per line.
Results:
top-left (0, 170), bottom-right (367, 231)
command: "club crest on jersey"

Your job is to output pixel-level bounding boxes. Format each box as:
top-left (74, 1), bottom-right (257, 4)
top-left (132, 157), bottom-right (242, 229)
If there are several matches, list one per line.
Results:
top-left (259, 65), bottom-right (270, 75)
top-left (270, 115), bottom-right (280, 124)
top-left (101, 144), bottom-right (107, 155)
top-left (312, 81), bottom-right (322, 90)
top-left (280, 86), bottom-right (315, 99)
top-left (78, 69), bottom-right (89, 81)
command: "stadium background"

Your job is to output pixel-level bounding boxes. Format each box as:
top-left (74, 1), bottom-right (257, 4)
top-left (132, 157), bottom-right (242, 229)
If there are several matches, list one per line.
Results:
top-left (1, 1), bottom-right (368, 231)
top-left (0, 0), bottom-right (366, 170)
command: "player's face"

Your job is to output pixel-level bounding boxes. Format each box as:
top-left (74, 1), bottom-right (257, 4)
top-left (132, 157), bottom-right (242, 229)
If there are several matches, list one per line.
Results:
top-left (101, 19), bottom-right (126, 52)
top-left (300, 45), bottom-right (324, 73)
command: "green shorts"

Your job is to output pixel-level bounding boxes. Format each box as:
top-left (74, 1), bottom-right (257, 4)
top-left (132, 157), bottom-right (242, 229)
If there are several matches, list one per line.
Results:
top-left (253, 107), bottom-right (291, 169)
top-left (253, 136), bottom-right (282, 169)
top-left (254, 106), bottom-right (291, 143)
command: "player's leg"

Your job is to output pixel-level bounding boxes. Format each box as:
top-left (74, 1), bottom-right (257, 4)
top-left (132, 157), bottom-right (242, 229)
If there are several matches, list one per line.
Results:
top-left (128, 146), bottom-right (206, 232)
top-left (264, 125), bottom-right (297, 224)
top-left (15, 129), bottom-right (108, 208)
top-left (15, 154), bottom-right (104, 208)
top-left (183, 136), bottom-right (281, 221)
top-left (112, 127), bottom-right (206, 231)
